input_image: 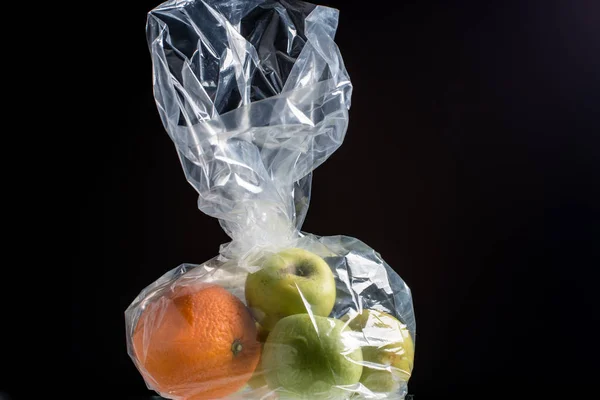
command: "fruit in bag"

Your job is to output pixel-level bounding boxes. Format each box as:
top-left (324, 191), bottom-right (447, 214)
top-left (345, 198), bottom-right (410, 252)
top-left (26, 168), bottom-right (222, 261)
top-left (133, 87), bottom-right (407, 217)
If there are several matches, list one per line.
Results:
top-left (345, 309), bottom-right (415, 393)
top-left (245, 248), bottom-right (337, 330)
top-left (262, 314), bottom-right (363, 399)
top-left (132, 284), bottom-right (261, 399)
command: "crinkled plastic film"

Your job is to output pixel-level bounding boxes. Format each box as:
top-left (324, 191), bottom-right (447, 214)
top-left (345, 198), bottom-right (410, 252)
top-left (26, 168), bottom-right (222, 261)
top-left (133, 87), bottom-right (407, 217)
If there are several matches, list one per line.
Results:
top-left (126, 1), bottom-right (416, 399)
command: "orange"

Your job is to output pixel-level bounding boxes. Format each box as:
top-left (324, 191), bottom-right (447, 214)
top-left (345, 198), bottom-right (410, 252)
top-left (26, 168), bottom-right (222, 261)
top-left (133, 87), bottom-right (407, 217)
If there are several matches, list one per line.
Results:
top-left (133, 283), bottom-right (261, 399)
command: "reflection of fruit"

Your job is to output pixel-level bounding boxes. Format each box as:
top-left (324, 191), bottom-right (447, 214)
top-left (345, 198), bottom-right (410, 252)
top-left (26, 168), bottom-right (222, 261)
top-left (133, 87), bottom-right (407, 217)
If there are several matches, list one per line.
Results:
top-left (247, 324), bottom-right (269, 390)
top-left (247, 355), bottom-right (267, 390)
top-left (345, 309), bottom-right (414, 393)
top-left (262, 314), bottom-right (363, 399)
top-left (245, 248), bottom-right (336, 330)
top-left (133, 284), bottom-right (261, 400)
top-left (257, 324), bottom-right (270, 342)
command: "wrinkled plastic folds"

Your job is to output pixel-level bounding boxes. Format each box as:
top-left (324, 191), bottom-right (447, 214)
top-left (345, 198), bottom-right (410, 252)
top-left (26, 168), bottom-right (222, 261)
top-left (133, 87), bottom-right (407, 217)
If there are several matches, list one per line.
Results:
top-left (126, 1), bottom-right (416, 399)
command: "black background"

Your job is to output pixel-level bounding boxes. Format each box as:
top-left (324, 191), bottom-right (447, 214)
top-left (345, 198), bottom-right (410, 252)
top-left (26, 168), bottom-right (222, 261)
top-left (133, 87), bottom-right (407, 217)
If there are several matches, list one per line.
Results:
top-left (70, 0), bottom-right (598, 399)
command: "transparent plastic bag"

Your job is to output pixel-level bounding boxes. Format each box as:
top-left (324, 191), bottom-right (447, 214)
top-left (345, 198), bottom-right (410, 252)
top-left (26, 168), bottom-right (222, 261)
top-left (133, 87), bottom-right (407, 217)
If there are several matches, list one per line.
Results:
top-left (125, 1), bottom-right (416, 399)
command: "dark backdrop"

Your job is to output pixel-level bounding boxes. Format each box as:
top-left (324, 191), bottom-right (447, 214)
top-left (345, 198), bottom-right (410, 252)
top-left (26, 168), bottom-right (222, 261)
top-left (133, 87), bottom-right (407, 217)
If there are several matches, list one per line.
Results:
top-left (71, 0), bottom-right (599, 399)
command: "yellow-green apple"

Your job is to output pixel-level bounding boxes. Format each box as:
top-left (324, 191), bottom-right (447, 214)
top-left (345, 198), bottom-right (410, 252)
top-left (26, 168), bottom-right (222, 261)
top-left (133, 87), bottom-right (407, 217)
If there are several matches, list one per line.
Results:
top-left (344, 309), bottom-right (414, 393)
top-left (245, 248), bottom-right (336, 330)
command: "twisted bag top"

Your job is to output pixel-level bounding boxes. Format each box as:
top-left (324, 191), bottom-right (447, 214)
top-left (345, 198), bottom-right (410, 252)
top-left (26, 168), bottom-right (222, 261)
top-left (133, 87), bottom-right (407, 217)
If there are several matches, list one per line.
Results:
top-left (147, 0), bottom-right (352, 255)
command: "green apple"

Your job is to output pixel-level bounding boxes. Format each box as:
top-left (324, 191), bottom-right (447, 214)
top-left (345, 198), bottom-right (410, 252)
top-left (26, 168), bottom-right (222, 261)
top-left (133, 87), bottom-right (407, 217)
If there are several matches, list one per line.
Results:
top-left (245, 248), bottom-right (336, 330)
top-left (262, 314), bottom-right (363, 399)
top-left (344, 309), bottom-right (414, 393)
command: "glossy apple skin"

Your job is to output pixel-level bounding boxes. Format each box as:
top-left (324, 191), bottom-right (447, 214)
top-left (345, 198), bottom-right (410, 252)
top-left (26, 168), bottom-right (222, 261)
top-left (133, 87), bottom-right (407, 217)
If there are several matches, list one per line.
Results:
top-left (245, 248), bottom-right (336, 330)
top-left (345, 309), bottom-right (415, 393)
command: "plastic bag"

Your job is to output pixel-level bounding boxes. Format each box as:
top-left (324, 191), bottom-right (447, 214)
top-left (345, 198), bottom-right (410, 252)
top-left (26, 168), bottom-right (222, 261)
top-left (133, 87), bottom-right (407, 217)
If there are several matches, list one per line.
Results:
top-left (125, 1), bottom-right (416, 399)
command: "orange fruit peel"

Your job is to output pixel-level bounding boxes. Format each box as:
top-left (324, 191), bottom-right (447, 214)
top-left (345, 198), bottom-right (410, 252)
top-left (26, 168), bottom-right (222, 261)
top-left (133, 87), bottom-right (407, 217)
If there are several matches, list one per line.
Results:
top-left (133, 283), bottom-right (261, 400)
